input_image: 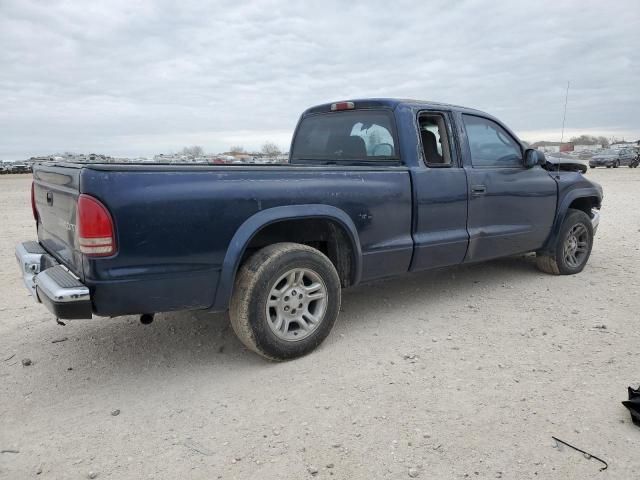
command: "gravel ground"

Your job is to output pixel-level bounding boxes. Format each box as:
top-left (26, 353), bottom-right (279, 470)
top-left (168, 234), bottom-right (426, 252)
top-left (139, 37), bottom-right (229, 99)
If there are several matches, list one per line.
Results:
top-left (1, 170), bottom-right (639, 479)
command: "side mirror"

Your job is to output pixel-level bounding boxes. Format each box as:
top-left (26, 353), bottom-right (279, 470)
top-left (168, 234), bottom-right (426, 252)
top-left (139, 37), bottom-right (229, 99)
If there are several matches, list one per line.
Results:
top-left (524, 149), bottom-right (546, 168)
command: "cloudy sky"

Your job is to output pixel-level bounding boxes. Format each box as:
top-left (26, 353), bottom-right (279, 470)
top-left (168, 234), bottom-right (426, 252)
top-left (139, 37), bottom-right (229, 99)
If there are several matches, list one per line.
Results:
top-left (1, 0), bottom-right (639, 159)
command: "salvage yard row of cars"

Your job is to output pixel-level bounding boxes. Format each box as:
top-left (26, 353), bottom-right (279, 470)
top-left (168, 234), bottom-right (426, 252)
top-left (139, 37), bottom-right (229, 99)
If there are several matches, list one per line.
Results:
top-left (0, 163), bottom-right (32, 174)
top-left (589, 147), bottom-right (640, 168)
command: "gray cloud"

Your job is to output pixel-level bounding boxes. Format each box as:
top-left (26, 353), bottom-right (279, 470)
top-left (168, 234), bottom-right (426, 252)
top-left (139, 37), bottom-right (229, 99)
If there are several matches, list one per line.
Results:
top-left (1, 0), bottom-right (638, 159)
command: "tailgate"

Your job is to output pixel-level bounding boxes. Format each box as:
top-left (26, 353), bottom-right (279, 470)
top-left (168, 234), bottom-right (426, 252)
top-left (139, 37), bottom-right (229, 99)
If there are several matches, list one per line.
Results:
top-left (33, 164), bottom-right (84, 279)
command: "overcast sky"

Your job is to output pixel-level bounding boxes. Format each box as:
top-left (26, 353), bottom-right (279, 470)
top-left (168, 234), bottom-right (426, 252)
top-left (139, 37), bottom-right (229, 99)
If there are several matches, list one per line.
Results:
top-left (1, 0), bottom-right (639, 159)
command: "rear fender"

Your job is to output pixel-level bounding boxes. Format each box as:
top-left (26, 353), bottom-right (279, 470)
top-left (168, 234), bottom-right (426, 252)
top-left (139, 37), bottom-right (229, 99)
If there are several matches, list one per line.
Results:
top-left (212, 204), bottom-right (362, 311)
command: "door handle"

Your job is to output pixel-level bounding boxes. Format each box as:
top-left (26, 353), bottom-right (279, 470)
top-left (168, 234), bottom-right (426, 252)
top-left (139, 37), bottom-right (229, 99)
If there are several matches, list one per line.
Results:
top-left (471, 185), bottom-right (486, 196)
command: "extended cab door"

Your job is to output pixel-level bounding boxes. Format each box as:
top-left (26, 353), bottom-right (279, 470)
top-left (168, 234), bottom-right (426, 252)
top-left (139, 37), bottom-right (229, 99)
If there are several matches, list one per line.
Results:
top-left (459, 113), bottom-right (557, 262)
top-left (409, 110), bottom-right (469, 271)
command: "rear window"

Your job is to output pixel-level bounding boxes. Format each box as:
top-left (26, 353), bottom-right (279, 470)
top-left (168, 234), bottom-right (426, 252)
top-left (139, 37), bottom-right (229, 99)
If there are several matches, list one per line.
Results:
top-left (291, 110), bottom-right (398, 162)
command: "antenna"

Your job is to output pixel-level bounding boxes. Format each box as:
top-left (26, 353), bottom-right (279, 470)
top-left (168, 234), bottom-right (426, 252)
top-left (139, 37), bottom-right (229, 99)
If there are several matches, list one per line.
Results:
top-left (560, 81), bottom-right (570, 143)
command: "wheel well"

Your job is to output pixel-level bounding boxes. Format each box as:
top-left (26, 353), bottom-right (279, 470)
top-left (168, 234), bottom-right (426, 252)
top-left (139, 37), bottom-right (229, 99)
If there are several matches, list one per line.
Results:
top-left (568, 196), bottom-right (600, 217)
top-left (242, 218), bottom-right (356, 287)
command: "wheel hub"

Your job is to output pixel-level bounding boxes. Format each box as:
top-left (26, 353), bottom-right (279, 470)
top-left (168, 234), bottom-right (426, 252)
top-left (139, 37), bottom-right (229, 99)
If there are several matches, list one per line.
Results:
top-left (563, 223), bottom-right (589, 268)
top-left (266, 268), bottom-right (328, 342)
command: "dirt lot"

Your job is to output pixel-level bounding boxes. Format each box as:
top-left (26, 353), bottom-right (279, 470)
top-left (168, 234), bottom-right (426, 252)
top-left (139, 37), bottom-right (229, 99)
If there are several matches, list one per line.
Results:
top-left (1, 170), bottom-right (639, 479)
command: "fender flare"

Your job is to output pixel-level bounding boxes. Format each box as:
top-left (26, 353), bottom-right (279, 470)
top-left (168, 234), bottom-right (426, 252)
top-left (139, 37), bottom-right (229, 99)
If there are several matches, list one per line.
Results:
top-left (541, 186), bottom-right (602, 253)
top-left (212, 204), bottom-right (362, 310)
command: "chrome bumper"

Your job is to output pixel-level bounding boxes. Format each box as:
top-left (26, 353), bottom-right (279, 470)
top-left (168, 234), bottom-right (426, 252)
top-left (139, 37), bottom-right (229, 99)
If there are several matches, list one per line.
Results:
top-left (591, 209), bottom-right (600, 234)
top-left (15, 241), bottom-right (92, 319)
top-left (15, 241), bottom-right (45, 297)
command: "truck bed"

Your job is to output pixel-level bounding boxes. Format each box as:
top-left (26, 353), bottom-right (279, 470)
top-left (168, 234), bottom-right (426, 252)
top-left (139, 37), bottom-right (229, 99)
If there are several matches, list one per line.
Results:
top-left (33, 161), bottom-right (413, 316)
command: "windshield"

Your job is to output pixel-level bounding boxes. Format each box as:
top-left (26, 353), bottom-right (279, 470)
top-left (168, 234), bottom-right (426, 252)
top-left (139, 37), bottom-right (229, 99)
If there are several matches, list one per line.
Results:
top-left (291, 110), bottom-right (398, 162)
top-left (600, 149), bottom-right (618, 155)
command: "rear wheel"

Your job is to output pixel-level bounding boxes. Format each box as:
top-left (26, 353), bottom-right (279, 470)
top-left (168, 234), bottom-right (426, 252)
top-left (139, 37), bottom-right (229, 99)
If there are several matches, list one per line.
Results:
top-left (536, 209), bottom-right (594, 275)
top-left (229, 242), bottom-right (341, 360)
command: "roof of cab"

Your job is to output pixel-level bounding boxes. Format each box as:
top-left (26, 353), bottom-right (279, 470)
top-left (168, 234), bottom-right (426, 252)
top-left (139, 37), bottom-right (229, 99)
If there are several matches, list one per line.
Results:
top-left (302, 98), bottom-right (487, 116)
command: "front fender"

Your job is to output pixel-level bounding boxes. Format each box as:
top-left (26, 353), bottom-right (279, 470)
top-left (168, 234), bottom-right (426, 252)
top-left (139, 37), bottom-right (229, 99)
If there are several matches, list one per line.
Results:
top-left (541, 183), bottom-right (602, 253)
top-left (211, 204), bottom-right (362, 311)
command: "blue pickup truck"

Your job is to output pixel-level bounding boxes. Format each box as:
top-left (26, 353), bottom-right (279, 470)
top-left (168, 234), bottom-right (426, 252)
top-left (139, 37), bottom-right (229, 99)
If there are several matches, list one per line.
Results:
top-left (16, 99), bottom-right (602, 360)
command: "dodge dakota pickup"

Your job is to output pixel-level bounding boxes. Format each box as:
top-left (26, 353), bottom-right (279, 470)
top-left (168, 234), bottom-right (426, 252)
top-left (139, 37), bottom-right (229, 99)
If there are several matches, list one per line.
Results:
top-left (16, 99), bottom-right (603, 360)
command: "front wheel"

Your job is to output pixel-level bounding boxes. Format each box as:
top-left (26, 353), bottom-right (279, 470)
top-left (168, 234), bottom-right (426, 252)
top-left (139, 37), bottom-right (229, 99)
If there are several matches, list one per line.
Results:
top-left (536, 209), bottom-right (594, 275)
top-left (229, 242), bottom-right (341, 360)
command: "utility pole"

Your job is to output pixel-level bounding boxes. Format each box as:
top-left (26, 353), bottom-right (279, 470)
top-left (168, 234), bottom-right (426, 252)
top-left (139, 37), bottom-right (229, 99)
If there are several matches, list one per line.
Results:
top-left (560, 81), bottom-right (570, 143)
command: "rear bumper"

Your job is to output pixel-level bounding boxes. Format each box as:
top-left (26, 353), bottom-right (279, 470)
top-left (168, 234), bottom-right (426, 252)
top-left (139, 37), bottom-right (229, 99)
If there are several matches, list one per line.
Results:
top-left (15, 241), bottom-right (92, 319)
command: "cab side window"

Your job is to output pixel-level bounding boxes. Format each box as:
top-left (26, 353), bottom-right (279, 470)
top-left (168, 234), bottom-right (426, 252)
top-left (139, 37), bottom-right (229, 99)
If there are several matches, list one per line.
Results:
top-left (418, 114), bottom-right (453, 166)
top-left (463, 114), bottom-right (522, 168)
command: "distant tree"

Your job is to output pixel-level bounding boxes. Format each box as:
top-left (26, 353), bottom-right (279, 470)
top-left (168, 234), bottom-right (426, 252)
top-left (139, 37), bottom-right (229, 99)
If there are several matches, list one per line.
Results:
top-left (569, 135), bottom-right (596, 145)
top-left (569, 135), bottom-right (609, 147)
top-left (229, 145), bottom-right (246, 154)
top-left (261, 142), bottom-right (281, 157)
top-left (180, 145), bottom-right (204, 157)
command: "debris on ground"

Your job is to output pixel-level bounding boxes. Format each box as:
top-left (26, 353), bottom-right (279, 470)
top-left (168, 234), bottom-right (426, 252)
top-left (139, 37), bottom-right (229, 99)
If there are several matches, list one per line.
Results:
top-left (622, 386), bottom-right (640, 426)
top-left (51, 337), bottom-right (68, 344)
top-left (552, 436), bottom-right (608, 471)
top-left (21, 358), bottom-right (32, 366)
top-left (110, 409), bottom-right (120, 416)
top-left (307, 465), bottom-right (319, 475)
top-left (1, 449), bottom-right (20, 454)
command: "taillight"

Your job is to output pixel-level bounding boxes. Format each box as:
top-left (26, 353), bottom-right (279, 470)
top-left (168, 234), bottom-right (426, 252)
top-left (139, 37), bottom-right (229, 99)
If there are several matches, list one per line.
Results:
top-left (31, 181), bottom-right (38, 221)
top-left (77, 194), bottom-right (116, 257)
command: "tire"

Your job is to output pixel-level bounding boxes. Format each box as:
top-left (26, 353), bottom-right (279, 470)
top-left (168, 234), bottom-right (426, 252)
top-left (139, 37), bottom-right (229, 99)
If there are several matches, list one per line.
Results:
top-left (229, 242), bottom-right (341, 360)
top-left (536, 209), bottom-right (594, 275)
top-left (606, 165), bottom-right (611, 168)
top-left (589, 165), bottom-right (596, 169)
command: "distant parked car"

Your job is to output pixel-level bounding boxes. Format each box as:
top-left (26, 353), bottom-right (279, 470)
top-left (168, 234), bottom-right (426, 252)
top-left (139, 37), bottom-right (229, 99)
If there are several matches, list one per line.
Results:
top-left (589, 148), bottom-right (637, 168)
top-left (10, 164), bottom-right (30, 174)
top-left (630, 147), bottom-right (640, 168)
